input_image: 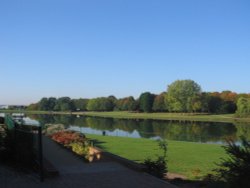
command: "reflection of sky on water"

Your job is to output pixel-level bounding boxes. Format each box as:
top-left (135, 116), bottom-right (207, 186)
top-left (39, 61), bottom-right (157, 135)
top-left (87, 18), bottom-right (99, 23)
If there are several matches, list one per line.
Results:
top-left (22, 117), bottom-right (40, 126)
top-left (69, 126), bottom-right (142, 139)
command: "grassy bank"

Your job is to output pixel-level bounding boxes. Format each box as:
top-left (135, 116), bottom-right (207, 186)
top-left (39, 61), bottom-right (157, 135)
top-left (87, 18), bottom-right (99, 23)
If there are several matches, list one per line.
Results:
top-left (87, 134), bottom-right (226, 180)
top-left (1, 110), bottom-right (250, 123)
top-left (82, 111), bottom-right (240, 123)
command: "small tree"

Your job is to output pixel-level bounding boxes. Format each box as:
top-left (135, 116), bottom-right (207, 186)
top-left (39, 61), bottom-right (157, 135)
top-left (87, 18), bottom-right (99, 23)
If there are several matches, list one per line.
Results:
top-left (143, 140), bottom-right (168, 178)
top-left (214, 137), bottom-right (250, 187)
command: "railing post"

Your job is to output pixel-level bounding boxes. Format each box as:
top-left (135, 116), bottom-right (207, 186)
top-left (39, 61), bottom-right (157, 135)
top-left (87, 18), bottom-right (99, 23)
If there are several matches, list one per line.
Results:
top-left (38, 126), bottom-right (44, 182)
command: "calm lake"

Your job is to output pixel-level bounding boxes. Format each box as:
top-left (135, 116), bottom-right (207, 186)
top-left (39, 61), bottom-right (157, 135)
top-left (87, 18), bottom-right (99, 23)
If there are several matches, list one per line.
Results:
top-left (21, 114), bottom-right (250, 144)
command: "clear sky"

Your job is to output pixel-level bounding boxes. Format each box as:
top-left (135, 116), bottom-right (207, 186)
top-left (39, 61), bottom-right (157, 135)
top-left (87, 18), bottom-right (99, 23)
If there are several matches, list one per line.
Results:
top-left (1, 0), bottom-right (250, 105)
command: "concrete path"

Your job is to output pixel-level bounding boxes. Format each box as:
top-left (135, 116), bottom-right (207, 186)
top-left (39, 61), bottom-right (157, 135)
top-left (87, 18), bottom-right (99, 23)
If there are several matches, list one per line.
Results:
top-left (0, 136), bottom-right (177, 188)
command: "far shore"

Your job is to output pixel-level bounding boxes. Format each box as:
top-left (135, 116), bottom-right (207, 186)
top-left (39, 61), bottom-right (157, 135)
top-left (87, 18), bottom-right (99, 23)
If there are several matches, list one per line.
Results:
top-left (1, 110), bottom-right (250, 123)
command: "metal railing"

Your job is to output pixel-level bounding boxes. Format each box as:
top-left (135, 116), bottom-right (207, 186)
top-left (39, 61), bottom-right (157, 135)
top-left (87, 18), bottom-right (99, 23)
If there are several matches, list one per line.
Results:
top-left (4, 115), bottom-right (44, 182)
top-left (5, 115), bottom-right (15, 130)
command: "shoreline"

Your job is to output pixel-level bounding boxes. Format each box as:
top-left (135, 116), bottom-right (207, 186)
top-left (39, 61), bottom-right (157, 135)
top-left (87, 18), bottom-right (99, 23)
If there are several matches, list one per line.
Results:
top-left (1, 110), bottom-right (250, 123)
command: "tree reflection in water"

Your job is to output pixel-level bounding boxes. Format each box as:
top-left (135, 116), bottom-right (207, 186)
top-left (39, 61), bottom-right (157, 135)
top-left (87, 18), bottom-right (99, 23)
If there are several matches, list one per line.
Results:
top-left (27, 114), bottom-right (250, 143)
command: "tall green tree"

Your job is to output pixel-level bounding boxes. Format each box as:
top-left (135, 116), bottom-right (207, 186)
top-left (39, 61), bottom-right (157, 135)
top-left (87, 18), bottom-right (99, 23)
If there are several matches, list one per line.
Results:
top-left (139, 92), bottom-right (155, 112)
top-left (166, 80), bottom-right (201, 112)
top-left (38, 97), bottom-right (49, 111)
top-left (48, 97), bottom-right (57, 110)
top-left (236, 97), bottom-right (250, 117)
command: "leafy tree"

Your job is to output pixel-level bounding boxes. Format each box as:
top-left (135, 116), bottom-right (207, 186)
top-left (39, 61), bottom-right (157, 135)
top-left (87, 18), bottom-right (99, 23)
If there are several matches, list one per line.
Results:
top-left (139, 92), bottom-right (155, 112)
top-left (116, 96), bottom-right (137, 111)
top-left (236, 97), bottom-right (250, 117)
top-left (204, 92), bottom-right (237, 114)
top-left (27, 103), bottom-right (39, 111)
top-left (54, 97), bottom-right (74, 111)
top-left (72, 98), bottom-right (89, 111)
top-left (47, 97), bottom-right (57, 111)
top-left (206, 93), bottom-right (223, 113)
top-left (153, 93), bottom-right (167, 112)
top-left (87, 97), bottom-right (114, 111)
top-left (38, 97), bottom-right (50, 111)
top-left (184, 95), bottom-right (203, 112)
top-left (166, 80), bottom-right (201, 112)
top-left (107, 96), bottom-right (117, 110)
top-left (220, 91), bottom-right (237, 103)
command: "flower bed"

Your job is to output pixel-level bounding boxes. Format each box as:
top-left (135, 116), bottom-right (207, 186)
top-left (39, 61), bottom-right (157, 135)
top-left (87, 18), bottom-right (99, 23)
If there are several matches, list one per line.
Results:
top-left (51, 130), bottom-right (85, 145)
top-left (50, 130), bottom-right (101, 162)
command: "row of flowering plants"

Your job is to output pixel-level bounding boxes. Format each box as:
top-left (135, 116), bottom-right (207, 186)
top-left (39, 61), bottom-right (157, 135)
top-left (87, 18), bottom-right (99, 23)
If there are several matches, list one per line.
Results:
top-left (49, 129), bottom-right (101, 162)
top-left (51, 131), bottom-right (85, 145)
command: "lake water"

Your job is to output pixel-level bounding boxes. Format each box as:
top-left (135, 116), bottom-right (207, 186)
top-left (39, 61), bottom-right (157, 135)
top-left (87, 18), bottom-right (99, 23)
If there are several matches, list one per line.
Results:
top-left (20, 114), bottom-right (250, 144)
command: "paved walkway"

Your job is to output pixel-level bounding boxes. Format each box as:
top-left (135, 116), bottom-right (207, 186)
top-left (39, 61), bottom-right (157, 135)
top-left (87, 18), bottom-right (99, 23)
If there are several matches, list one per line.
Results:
top-left (0, 136), bottom-right (177, 188)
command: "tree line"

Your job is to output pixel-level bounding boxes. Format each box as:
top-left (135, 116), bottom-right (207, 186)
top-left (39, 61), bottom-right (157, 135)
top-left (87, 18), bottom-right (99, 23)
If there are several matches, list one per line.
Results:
top-left (27, 79), bottom-right (250, 116)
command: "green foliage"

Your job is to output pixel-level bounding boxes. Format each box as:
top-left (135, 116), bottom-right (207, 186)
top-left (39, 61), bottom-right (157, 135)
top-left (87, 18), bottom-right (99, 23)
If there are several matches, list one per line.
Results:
top-left (20, 80), bottom-right (248, 114)
top-left (87, 97), bottom-right (115, 111)
top-left (235, 123), bottom-right (250, 140)
top-left (27, 103), bottom-right (39, 110)
top-left (69, 141), bottom-right (90, 156)
top-left (38, 97), bottom-right (50, 111)
top-left (166, 80), bottom-right (201, 112)
top-left (143, 140), bottom-right (168, 178)
top-left (153, 93), bottom-right (167, 112)
top-left (214, 137), bottom-right (250, 187)
top-left (144, 157), bottom-right (167, 178)
top-left (0, 125), bottom-right (7, 149)
top-left (236, 97), bottom-right (250, 117)
top-left (72, 98), bottom-right (89, 111)
top-left (54, 97), bottom-right (74, 111)
top-left (139, 92), bottom-right (155, 112)
top-left (37, 97), bottom-right (74, 111)
top-left (115, 96), bottom-right (138, 111)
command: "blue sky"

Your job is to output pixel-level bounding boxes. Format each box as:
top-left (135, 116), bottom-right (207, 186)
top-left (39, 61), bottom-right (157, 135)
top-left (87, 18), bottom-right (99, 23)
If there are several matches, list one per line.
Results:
top-left (1, 0), bottom-right (250, 105)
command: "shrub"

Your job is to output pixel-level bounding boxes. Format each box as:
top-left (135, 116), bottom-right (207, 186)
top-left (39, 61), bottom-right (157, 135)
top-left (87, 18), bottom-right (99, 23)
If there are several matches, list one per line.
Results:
top-left (69, 141), bottom-right (89, 156)
top-left (44, 124), bottom-right (65, 136)
top-left (214, 137), bottom-right (250, 187)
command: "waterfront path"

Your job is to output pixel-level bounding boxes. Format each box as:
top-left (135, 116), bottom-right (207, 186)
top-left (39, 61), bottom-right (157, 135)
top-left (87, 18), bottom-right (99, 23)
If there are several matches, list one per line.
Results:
top-left (0, 136), bottom-right (176, 188)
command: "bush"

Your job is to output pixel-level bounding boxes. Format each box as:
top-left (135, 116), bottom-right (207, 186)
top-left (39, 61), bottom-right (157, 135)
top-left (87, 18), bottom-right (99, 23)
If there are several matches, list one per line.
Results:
top-left (214, 137), bottom-right (250, 187)
top-left (144, 156), bottom-right (167, 178)
top-left (69, 141), bottom-right (90, 156)
top-left (44, 124), bottom-right (65, 136)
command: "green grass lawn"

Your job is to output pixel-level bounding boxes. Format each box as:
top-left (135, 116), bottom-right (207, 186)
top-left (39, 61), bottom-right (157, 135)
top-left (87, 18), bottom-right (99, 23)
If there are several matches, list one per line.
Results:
top-left (83, 111), bottom-right (238, 123)
top-left (87, 134), bottom-right (226, 180)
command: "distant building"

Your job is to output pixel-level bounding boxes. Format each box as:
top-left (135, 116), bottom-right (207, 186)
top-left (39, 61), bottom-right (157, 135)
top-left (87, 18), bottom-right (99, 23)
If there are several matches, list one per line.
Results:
top-left (0, 105), bottom-right (27, 110)
top-left (0, 105), bottom-right (9, 109)
top-left (9, 105), bottom-right (27, 110)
